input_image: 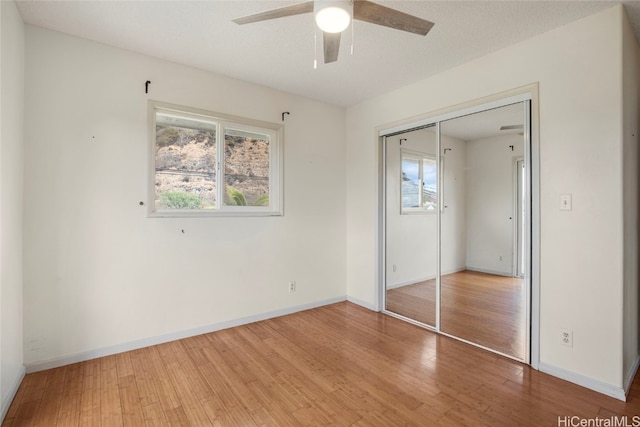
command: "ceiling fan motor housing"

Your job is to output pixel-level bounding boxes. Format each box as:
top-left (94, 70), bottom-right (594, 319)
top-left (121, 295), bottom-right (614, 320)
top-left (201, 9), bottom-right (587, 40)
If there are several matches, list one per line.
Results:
top-left (314, 0), bottom-right (353, 33)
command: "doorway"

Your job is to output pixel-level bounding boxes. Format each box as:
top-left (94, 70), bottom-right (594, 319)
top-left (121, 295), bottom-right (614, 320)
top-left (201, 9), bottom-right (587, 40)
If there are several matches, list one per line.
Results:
top-left (381, 98), bottom-right (532, 362)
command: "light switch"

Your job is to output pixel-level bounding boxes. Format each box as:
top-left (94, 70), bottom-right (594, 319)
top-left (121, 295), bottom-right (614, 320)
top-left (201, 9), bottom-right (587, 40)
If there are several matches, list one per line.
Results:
top-left (560, 194), bottom-right (572, 211)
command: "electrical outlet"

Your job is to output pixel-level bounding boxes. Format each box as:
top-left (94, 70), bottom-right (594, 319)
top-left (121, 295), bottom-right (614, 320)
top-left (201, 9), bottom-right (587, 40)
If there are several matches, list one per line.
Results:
top-left (393, 264), bottom-right (398, 272)
top-left (499, 256), bottom-right (503, 261)
top-left (561, 329), bottom-right (573, 347)
top-left (288, 281), bottom-right (296, 293)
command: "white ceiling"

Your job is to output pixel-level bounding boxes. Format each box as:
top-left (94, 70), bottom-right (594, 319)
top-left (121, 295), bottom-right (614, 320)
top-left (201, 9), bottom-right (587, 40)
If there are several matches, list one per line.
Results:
top-left (441, 102), bottom-right (525, 141)
top-left (396, 102), bottom-right (525, 141)
top-left (15, 0), bottom-right (640, 107)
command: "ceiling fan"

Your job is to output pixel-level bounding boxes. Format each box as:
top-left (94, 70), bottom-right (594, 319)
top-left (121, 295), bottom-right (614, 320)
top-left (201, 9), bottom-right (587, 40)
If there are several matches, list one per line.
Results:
top-left (233, 0), bottom-right (434, 64)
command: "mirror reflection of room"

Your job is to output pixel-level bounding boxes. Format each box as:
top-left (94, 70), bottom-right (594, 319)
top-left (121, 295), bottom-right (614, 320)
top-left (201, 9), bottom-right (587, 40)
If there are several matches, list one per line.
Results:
top-left (384, 102), bottom-right (529, 361)
top-left (440, 104), bottom-right (526, 361)
top-left (385, 127), bottom-right (438, 327)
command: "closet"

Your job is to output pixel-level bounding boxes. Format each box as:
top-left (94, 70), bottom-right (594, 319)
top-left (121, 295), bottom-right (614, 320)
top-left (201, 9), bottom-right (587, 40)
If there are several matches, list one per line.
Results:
top-left (382, 99), bottom-right (531, 362)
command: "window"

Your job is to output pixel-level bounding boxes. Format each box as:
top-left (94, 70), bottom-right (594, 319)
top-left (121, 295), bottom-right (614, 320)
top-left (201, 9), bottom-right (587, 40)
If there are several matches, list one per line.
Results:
top-left (401, 150), bottom-right (437, 213)
top-left (149, 101), bottom-right (283, 216)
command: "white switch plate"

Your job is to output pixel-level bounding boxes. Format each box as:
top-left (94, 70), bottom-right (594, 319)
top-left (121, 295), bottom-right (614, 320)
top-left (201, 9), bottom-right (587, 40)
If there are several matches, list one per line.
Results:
top-left (560, 194), bottom-right (572, 211)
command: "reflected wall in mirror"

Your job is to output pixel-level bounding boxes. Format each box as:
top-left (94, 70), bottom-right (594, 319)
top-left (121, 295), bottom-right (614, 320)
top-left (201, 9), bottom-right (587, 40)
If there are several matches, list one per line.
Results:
top-left (384, 127), bottom-right (438, 326)
top-left (440, 103), bottom-right (527, 360)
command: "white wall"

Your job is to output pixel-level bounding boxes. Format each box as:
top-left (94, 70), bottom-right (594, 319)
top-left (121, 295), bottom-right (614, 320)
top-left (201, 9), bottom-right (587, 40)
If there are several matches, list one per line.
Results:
top-left (346, 5), bottom-right (629, 394)
top-left (0, 0), bottom-right (25, 419)
top-left (622, 7), bottom-right (640, 391)
top-left (440, 136), bottom-right (467, 275)
top-left (23, 26), bottom-right (347, 368)
top-left (464, 134), bottom-right (524, 275)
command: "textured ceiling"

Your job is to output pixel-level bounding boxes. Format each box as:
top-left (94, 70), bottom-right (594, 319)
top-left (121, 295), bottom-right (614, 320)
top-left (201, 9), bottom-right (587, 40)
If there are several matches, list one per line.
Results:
top-left (442, 103), bottom-right (525, 141)
top-left (15, 0), bottom-right (640, 107)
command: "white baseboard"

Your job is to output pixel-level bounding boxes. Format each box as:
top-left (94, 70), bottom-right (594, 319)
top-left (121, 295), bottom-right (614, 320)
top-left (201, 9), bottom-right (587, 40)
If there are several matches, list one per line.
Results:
top-left (465, 266), bottom-right (513, 277)
top-left (1, 365), bottom-right (26, 423)
top-left (442, 267), bottom-right (467, 276)
top-left (386, 268), bottom-right (466, 290)
top-left (25, 296), bottom-right (347, 373)
top-left (346, 295), bottom-right (378, 311)
top-left (624, 355), bottom-right (640, 397)
top-left (539, 362), bottom-right (626, 401)
top-left (386, 276), bottom-right (435, 290)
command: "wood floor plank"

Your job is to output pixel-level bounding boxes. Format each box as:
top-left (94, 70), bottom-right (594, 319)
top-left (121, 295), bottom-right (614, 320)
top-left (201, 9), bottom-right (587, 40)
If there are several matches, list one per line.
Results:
top-left (141, 401), bottom-right (170, 426)
top-left (118, 374), bottom-right (145, 426)
top-left (32, 366), bottom-right (67, 426)
top-left (195, 360), bottom-right (261, 426)
top-left (79, 358), bottom-right (101, 427)
top-left (160, 347), bottom-right (215, 427)
top-left (3, 369), bottom-right (47, 425)
top-left (162, 341), bottom-right (213, 402)
top-left (115, 351), bottom-right (135, 379)
top-left (248, 405), bottom-right (292, 426)
top-left (5, 302), bottom-right (640, 426)
top-left (163, 406), bottom-right (191, 426)
top-left (56, 362), bottom-right (84, 426)
top-left (143, 346), bottom-right (182, 413)
top-left (128, 348), bottom-right (161, 409)
top-left (99, 355), bottom-right (124, 426)
top-left (4, 399), bottom-right (39, 426)
top-left (9, 369), bottom-right (50, 408)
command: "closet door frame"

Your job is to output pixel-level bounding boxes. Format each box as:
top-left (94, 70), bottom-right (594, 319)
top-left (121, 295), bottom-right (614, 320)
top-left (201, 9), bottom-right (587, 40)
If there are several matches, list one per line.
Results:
top-left (378, 88), bottom-right (539, 368)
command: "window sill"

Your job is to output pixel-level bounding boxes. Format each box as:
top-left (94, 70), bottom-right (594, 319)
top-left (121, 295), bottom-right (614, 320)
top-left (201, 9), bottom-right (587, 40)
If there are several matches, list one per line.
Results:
top-left (148, 209), bottom-right (283, 218)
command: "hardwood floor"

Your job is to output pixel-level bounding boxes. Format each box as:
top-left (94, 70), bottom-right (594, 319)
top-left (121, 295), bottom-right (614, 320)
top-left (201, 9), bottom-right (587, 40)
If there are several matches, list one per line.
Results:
top-left (4, 301), bottom-right (640, 426)
top-left (386, 270), bottom-right (526, 360)
top-left (385, 277), bottom-right (437, 326)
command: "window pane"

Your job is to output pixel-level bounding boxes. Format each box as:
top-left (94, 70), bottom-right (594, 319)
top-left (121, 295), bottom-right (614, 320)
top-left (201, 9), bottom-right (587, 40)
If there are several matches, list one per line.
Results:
top-left (401, 158), bottom-right (420, 208)
top-left (224, 129), bottom-right (270, 207)
top-left (154, 113), bottom-right (217, 211)
top-left (422, 158), bottom-right (437, 210)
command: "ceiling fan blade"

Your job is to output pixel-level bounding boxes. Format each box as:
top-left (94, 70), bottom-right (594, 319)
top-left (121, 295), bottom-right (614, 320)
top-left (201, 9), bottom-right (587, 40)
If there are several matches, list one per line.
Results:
top-left (353, 0), bottom-right (434, 36)
top-left (323, 32), bottom-right (341, 64)
top-left (233, 1), bottom-right (314, 25)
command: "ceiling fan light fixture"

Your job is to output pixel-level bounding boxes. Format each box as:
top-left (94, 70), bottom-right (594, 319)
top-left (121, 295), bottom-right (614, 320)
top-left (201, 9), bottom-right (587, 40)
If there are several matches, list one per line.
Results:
top-left (314, 1), bottom-right (352, 33)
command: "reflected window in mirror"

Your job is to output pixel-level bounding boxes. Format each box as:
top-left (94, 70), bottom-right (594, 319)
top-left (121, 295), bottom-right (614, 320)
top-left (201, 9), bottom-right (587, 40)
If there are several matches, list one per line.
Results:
top-left (401, 150), bottom-right (437, 214)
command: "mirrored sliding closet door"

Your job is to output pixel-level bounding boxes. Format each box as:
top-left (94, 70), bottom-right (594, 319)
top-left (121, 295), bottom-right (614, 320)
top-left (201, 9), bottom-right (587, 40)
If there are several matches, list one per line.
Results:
top-left (384, 126), bottom-right (438, 327)
top-left (383, 100), bottom-right (531, 362)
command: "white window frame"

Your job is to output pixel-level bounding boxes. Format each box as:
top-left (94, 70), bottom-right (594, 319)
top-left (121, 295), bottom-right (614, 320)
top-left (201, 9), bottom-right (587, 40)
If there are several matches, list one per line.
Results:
top-left (400, 149), bottom-right (437, 215)
top-left (148, 101), bottom-right (284, 217)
